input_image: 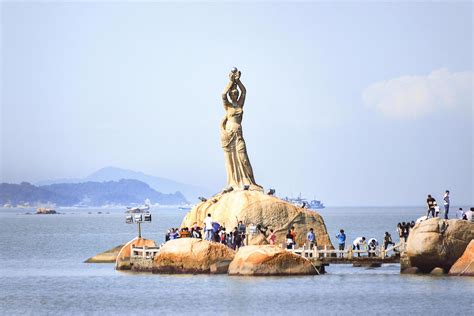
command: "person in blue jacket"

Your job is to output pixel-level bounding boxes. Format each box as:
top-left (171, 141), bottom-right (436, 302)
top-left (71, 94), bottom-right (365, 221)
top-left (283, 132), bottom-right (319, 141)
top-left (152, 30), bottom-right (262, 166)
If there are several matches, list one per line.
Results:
top-left (336, 229), bottom-right (346, 258)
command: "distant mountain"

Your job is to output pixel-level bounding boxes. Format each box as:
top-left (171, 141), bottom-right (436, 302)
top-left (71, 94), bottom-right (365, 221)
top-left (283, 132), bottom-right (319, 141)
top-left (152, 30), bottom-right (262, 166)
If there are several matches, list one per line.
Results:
top-left (0, 179), bottom-right (187, 206)
top-left (36, 167), bottom-right (210, 202)
top-left (0, 182), bottom-right (78, 206)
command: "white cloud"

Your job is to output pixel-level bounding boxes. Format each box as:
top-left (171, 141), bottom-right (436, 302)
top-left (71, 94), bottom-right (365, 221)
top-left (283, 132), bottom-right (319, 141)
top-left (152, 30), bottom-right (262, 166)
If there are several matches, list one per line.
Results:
top-left (363, 68), bottom-right (473, 119)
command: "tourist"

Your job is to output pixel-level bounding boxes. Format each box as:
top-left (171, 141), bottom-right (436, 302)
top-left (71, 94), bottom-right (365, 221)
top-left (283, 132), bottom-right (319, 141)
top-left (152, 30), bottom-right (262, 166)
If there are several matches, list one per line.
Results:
top-left (256, 224), bottom-right (268, 237)
top-left (457, 208), bottom-right (464, 219)
top-left (443, 190), bottom-right (450, 219)
top-left (179, 227), bottom-right (190, 238)
top-left (352, 237), bottom-right (366, 257)
top-left (383, 232), bottom-right (395, 252)
top-left (434, 201), bottom-right (440, 217)
top-left (426, 195), bottom-right (436, 218)
top-left (227, 232), bottom-right (234, 247)
top-left (169, 228), bottom-right (179, 240)
top-left (383, 232), bottom-right (393, 248)
top-left (290, 226), bottom-right (297, 243)
top-left (336, 229), bottom-right (346, 258)
top-left (165, 229), bottom-right (171, 242)
top-left (219, 228), bottom-right (227, 245)
top-left (212, 222), bottom-right (221, 242)
top-left (396, 223), bottom-right (403, 240)
top-left (401, 222), bottom-right (410, 242)
top-left (192, 227), bottom-right (202, 239)
top-left (306, 228), bottom-right (316, 249)
top-left (233, 227), bottom-right (243, 250)
top-left (204, 213), bottom-right (214, 241)
top-left (465, 208), bottom-right (474, 222)
top-left (267, 229), bottom-right (276, 245)
top-left (238, 221), bottom-right (246, 245)
top-left (286, 229), bottom-right (295, 249)
top-left (367, 238), bottom-right (378, 257)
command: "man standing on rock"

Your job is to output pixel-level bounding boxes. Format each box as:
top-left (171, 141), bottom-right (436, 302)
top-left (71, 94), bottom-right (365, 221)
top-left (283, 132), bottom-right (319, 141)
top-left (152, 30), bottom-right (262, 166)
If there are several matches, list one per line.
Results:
top-left (204, 214), bottom-right (214, 241)
top-left (426, 195), bottom-right (436, 218)
top-left (443, 190), bottom-right (450, 219)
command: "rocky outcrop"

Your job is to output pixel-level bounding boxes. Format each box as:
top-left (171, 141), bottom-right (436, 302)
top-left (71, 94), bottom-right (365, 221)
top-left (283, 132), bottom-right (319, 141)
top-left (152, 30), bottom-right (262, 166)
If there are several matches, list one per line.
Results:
top-left (406, 218), bottom-right (474, 273)
top-left (181, 190), bottom-right (333, 248)
top-left (449, 240), bottom-right (474, 276)
top-left (228, 245), bottom-right (317, 276)
top-left (84, 244), bottom-right (124, 263)
top-left (152, 238), bottom-right (235, 274)
top-left (115, 237), bottom-right (157, 270)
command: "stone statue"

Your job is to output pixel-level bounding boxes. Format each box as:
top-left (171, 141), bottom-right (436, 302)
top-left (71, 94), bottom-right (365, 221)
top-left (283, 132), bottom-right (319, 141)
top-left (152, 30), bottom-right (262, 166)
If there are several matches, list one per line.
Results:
top-left (220, 68), bottom-right (262, 191)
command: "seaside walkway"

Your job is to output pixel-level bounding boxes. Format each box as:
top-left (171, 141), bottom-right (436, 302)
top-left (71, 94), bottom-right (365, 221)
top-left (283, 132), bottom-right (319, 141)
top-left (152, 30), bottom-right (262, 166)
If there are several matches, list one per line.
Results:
top-left (287, 242), bottom-right (403, 266)
top-left (130, 242), bottom-right (403, 269)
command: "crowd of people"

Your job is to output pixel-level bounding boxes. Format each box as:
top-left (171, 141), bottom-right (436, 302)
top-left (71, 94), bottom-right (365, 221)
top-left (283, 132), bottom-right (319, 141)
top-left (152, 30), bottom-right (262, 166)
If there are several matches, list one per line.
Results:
top-left (165, 214), bottom-right (258, 250)
top-left (425, 190), bottom-right (474, 221)
top-left (165, 218), bottom-right (400, 258)
top-left (162, 193), bottom-right (473, 258)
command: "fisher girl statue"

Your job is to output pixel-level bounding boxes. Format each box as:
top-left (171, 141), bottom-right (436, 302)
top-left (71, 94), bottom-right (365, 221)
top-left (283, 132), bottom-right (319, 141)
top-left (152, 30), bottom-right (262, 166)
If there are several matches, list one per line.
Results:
top-left (220, 68), bottom-right (263, 192)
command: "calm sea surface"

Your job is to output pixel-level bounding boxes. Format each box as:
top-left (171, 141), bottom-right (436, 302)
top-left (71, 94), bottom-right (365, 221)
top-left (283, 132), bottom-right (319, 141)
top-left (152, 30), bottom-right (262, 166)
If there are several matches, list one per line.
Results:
top-left (0, 206), bottom-right (472, 315)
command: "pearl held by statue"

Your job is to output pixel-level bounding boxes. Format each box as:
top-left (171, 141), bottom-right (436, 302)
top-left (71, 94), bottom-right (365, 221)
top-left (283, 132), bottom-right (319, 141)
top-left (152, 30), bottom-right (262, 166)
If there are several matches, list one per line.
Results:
top-left (231, 67), bottom-right (238, 73)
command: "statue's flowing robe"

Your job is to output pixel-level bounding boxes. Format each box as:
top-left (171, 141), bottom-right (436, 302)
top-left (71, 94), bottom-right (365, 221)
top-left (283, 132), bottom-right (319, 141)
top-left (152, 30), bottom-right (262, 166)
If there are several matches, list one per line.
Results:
top-left (220, 106), bottom-right (261, 190)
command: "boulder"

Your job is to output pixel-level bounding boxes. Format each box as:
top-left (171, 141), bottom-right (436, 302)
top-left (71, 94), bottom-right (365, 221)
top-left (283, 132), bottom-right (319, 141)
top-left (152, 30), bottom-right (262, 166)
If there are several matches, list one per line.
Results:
top-left (115, 237), bottom-right (157, 270)
top-left (228, 245), bottom-right (318, 276)
top-left (430, 267), bottom-right (445, 275)
top-left (401, 267), bottom-right (420, 274)
top-left (406, 218), bottom-right (474, 273)
top-left (84, 244), bottom-right (124, 263)
top-left (152, 238), bottom-right (235, 274)
top-left (449, 240), bottom-right (474, 276)
top-left (181, 190), bottom-right (333, 248)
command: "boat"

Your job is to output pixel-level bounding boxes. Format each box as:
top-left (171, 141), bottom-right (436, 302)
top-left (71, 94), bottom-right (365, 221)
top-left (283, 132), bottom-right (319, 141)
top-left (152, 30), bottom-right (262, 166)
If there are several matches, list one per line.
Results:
top-left (36, 208), bottom-right (57, 214)
top-left (178, 204), bottom-right (193, 211)
top-left (125, 203), bottom-right (150, 214)
top-left (283, 194), bottom-right (325, 209)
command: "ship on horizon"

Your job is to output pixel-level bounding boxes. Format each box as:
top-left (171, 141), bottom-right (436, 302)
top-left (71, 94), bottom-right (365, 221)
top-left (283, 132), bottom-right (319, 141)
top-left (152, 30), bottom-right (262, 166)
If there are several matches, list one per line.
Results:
top-left (283, 194), bottom-right (325, 209)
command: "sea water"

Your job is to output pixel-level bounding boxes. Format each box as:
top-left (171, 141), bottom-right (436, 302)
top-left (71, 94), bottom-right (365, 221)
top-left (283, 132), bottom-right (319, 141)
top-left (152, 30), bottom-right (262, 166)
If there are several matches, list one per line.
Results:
top-left (0, 206), bottom-right (472, 315)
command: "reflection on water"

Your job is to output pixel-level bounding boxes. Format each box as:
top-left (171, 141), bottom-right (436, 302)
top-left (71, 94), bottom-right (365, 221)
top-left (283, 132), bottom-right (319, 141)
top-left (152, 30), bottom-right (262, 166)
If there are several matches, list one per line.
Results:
top-left (0, 207), bottom-right (472, 315)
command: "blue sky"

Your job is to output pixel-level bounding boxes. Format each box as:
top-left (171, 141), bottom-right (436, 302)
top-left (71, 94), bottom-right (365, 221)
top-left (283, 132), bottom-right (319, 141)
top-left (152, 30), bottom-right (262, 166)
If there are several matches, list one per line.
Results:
top-left (1, 1), bottom-right (472, 206)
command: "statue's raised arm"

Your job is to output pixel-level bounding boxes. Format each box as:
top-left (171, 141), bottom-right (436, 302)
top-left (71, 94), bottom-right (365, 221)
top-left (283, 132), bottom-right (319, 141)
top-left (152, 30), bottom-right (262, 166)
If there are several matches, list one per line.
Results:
top-left (221, 74), bottom-right (234, 108)
top-left (234, 71), bottom-right (246, 107)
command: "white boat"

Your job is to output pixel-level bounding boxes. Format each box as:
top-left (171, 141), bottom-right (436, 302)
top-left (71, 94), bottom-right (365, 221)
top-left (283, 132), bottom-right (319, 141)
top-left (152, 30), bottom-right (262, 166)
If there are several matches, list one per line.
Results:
top-left (283, 194), bottom-right (325, 209)
top-left (178, 204), bottom-right (193, 211)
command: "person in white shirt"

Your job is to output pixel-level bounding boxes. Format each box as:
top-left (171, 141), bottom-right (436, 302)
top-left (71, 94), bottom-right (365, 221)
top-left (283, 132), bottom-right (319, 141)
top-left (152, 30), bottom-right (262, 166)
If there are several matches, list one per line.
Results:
top-left (352, 237), bottom-right (366, 257)
top-left (456, 208), bottom-right (464, 219)
top-left (367, 238), bottom-right (378, 257)
top-left (204, 213), bottom-right (214, 241)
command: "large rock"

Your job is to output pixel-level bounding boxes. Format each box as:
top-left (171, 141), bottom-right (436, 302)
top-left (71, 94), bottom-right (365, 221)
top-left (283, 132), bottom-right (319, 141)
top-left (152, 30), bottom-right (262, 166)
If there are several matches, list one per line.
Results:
top-left (84, 244), bottom-right (124, 263)
top-left (152, 238), bottom-right (235, 274)
top-left (181, 190), bottom-right (333, 248)
top-left (228, 245), bottom-right (317, 276)
top-left (406, 218), bottom-right (474, 273)
top-left (115, 237), bottom-right (157, 270)
top-left (449, 240), bottom-right (474, 276)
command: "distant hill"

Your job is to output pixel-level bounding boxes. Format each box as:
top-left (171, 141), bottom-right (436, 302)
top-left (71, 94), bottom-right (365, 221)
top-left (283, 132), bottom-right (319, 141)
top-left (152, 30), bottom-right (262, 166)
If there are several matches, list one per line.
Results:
top-left (0, 179), bottom-right (187, 207)
top-left (36, 166), bottom-right (211, 202)
top-left (0, 182), bottom-right (78, 206)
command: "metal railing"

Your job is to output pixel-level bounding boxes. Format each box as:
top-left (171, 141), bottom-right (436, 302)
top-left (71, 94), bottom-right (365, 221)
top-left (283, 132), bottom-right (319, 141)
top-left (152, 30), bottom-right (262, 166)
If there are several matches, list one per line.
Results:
top-left (285, 242), bottom-right (403, 260)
